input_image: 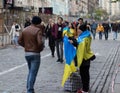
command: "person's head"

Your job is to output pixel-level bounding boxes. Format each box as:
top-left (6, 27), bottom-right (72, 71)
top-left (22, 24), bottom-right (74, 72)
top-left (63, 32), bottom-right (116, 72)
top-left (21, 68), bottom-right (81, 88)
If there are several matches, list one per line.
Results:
top-left (77, 24), bottom-right (87, 35)
top-left (57, 17), bottom-right (63, 24)
top-left (49, 18), bottom-right (53, 23)
top-left (78, 18), bottom-right (83, 25)
top-left (13, 21), bottom-right (16, 25)
top-left (32, 16), bottom-right (42, 25)
top-left (68, 22), bottom-right (74, 29)
top-left (26, 17), bottom-right (31, 22)
top-left (64, 21), bottom-right (69, 27)
top-left (99, 23), bottom-right (102, 26)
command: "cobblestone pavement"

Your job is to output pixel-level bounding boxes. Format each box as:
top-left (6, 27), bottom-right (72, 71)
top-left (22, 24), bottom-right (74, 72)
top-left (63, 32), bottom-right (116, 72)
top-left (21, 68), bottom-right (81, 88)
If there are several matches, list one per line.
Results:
top-left (0, 33), bottom-right (120, 93)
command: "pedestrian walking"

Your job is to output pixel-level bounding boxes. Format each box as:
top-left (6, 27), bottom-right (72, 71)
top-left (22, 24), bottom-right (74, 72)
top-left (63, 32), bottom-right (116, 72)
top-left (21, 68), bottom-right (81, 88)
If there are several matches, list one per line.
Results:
top-left (111, 22), bottom-right (118, 40)
top-left (40, 21), bottom-right (46, 47)
top-left (9, 21), bottom-right (21, 48)
top-left (91, 20), bottom-right (97, 40)
top-left (52, 17), bottom-right (65, 63)
top-left (96, 23), bottom-right (104, 40)
top-left (24, 17), bottom-right (31, 28)
top-left (69, 23), bottom-right (96, 93)
top-left (118, 22), bottom-right (120, 33)
top-left (102, 22), bottom-right (110, 40)
top-left (45, 19), bottom-right (55, 57)
top-left (18, 16), bottom-right (44, 93)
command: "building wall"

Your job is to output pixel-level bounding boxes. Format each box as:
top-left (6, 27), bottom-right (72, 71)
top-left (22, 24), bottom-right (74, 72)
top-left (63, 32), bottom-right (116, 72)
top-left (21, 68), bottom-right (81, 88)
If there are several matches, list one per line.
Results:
top-left (69, 0), bottom-right (79, 16)
top-left (99, 0), bottom-right (120, 16)
top-left (37, 0), bottom-right (69, 15)
top-left (51, 0), bottom-right (69, 15)
top-left (111, 2), bottom-right (120, 15)
top-left (68, 0), bottom-right (88, 17)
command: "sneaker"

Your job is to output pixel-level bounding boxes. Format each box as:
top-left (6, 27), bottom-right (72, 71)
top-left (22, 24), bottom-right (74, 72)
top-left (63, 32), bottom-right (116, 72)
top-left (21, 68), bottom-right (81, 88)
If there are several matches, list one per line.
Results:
top-left (52, 53), bottom-right (55, 57)
top-left (52, 54), bottom-right (55, 57)
top-left (60, 59), bottom-right (64, 63)
top-left (56, 59), bottom-right (60, 62)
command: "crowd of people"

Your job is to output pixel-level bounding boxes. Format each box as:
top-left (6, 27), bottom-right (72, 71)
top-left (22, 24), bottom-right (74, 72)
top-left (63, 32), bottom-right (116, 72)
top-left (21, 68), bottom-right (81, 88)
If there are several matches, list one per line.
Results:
top-left (91, 21), bottom-right (120, 40)
top-left (9, 17), bottom-right (120, 49)
top-left (9, 15), bottom-right (120, 93)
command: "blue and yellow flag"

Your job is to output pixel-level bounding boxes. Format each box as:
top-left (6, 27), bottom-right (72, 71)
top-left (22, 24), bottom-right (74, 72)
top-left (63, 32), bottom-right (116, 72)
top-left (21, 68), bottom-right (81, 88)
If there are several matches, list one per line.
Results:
top-left (62, 30), bottom-right (94, 86)
top-left (61, 36), bottom-right (76, 86)
top-left (77, 30), bottom-right (94, 67)
top-left (63, 27), bottom-right (75, 37)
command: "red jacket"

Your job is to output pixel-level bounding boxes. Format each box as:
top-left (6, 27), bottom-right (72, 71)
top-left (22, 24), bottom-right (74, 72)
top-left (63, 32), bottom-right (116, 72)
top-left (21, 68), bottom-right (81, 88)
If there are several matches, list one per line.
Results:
top-left (52, 23), bottom-right (65, 39)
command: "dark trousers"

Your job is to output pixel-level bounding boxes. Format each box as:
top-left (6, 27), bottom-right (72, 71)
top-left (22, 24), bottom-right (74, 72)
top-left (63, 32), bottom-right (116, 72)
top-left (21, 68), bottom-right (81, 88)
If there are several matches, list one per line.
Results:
top-left (99, 32), bottom-right (102, 40)
top-left (50, 45), bottom-right (55, 56)
top-left (104, 31), bottom-right (108, 40)
top-left (92, 29), bottom-right (96, 40)
top-left (49, 36), bottom-right (55, 56)
top-left (55, 39), bottom-right (63, 60)
top-left (79, 60), bottom-right (90, 92)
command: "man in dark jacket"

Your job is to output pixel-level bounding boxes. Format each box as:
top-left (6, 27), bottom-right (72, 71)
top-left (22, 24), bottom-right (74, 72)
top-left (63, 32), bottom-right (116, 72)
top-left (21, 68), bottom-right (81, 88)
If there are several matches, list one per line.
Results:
top-left (111, 22), bottom-right (118, 40)
top-left (52, 17), bottom-right (65, 63)
top-left (24, 17), bottom-right (31, 28)
top-left (102, 22), bottom-right (110, 40)
top-left (91, 20), bottom-right (97, 40)
top-left (18, 16), bottom-right (44, 93)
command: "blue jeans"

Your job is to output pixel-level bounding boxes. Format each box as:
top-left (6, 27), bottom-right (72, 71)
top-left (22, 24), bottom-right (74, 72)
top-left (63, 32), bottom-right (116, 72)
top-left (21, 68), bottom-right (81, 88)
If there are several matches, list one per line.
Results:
top-left (92, 29), bottom-right (96, 39)
top-left (25, 55), bottom-right (40, 93)
top-left (113, 31), bottom-right (117, 40)
top-left (12, 36), bottom-right (19, 45)
top-left (99, 32), bottom-right (102, 40)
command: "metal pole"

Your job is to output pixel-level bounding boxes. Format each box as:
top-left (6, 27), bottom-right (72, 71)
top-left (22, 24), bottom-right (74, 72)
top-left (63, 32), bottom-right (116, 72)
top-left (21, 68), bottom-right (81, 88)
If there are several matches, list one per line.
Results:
top-left (1, 8), bottom-right (4, 46)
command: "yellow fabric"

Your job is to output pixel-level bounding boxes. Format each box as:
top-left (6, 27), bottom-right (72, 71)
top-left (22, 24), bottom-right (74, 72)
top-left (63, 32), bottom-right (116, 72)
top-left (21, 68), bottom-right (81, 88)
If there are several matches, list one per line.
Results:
top-left (96, 25), bottom-right (104, 32)
top-left (63, 28), bottom-right (76, 37)
top-left (61, 60), bottom-right (76, 86)
top-left (77, 36), bottom-right (94, 67)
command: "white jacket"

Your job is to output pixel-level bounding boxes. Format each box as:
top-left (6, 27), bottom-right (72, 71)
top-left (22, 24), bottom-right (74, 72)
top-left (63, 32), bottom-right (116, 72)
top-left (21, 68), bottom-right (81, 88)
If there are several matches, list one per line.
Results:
top-left (10, 24), bottom-right (21, 38)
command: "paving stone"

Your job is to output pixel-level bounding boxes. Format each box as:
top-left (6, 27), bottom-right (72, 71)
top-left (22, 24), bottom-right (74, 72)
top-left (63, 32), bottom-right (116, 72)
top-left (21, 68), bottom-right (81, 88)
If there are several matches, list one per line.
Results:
top-left (115, 72), bottom-right (120, 84)
top-left (0, 37), bottom-right (120, 93)
top-left (114, 84), bottom-right (120, 93)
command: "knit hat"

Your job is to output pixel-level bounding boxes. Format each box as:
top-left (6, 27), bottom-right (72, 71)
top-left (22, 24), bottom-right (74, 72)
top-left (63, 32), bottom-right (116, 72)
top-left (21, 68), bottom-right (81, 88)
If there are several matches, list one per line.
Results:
top-left (79, 24), bottom-right (87, 32)
top-left (32, 16), bottom-right (42, 25)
